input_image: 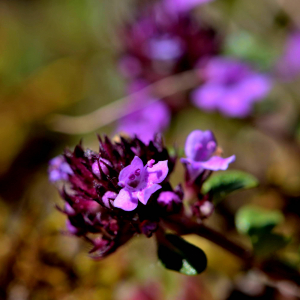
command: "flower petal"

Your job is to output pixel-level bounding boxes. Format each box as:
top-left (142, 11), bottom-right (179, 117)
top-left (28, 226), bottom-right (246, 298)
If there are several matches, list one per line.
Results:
top-left (217, 90), bottom-right (252, 118)
top-left (136, 184), bottom-right (162, 205)
top-left (184, 130), bottom-right (217, 161)
top-left (180, 158), bottom-right (204, 183)
top-left (118, 156), bottom-right (144, 183)
top-left (199, 155), bottom-right (235, 171)
top-left (146, 160), bottom-right (169, 184)
top-left (237, 74), bottom-right (272, 102)
top-left (113, 189), bottom-right (138, 211)
top-left (191, 84), bottom-right (224, 112)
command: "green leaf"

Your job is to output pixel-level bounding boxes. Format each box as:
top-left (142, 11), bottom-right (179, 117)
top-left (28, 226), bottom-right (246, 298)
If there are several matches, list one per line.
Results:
top-left (251, 233), bottom-right (290, 257)
top-left (236, 206), bottom-right (289, 257)
top-left (202, 170), bottom-right (259, 204)
top-left (157, 234), bottom-right (207, 275)
top-left (235, 205), bottom-right (284, 236)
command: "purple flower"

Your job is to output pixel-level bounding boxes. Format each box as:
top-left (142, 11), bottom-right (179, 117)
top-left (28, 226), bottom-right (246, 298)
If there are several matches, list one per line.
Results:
top-left (276, 31), bottom-right (300, 80)
top-left (163, 0), bottom-right (215, 14)
top-left (119, 3), bottom-right (220, 84)
top-left (116, 97), bottom-right (171, 145)
top-left (49, 135), bottom-right (176, 259)
top-left (181, 130), bottom-right (235, 183)
top-left (114, 156), bottom-right (169, 211)
top-left (48, 155), bottom-right (73, 182)
top-left (192, 57), bottom-right (272, 118)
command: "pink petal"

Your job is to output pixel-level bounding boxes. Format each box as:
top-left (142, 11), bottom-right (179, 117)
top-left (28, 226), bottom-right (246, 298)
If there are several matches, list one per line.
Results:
top-left (180, 158), bottom-right (204, 183)
top-left (217, 90), bottom-right (252, 118)
top-left (119, 156), bottom-right (144, 183)
top-left (237, 74), bottom-right (272, 102)
top-left (136, 184), bottom-right (162, 205)
top-left (113, 189), bottom-right (138, 211)
top-left (146, 160), bottom-right (169, 184)
top-left (191, 84), bottom-right (224, 112)
top-left (199, 155), bottom-right (236, 171)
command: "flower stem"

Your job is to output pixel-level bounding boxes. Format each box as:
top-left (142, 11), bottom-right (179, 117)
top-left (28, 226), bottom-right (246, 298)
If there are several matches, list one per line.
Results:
top-left (189, 224), bottom-right (253, 264)
top-left (164, 216), bottom-right (253, 264)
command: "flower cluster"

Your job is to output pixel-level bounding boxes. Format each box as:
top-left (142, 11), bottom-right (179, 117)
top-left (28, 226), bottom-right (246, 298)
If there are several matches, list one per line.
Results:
top-left (117, 0), bottom-right (273, 143)
top-left (50, 135), bottom-right (177, 258)
top-left (49, 130), bottom-right (235, 259)
top-left (117, 0), bottom-right (221, 141)
top-left (119, 1), bottom-right (220, 85)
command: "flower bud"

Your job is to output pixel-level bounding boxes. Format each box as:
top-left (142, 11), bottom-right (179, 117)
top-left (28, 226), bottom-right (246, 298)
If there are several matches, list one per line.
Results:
top-left (157, 191), bottom-right (182, 213)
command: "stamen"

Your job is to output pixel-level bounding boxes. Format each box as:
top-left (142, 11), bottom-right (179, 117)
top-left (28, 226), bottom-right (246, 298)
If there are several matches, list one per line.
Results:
top-left (129, 174), bottom-right (135, 180)
top-left (135, 169), bottom-right (141, 176)
top-left (147, 159), bottom-right (155, 168)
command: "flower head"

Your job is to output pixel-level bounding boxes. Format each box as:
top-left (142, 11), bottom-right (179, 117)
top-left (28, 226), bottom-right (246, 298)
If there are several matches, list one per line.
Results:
top-left (181, 130), bottom-right (235, 183)
top-left (119, 3), bottom-right (220, 85)
top-left (114, 156), bottom-right (168, 211)
top-left (192, 57), bottom-right (272, 118)
top-left (49, 135), bottom-right (176, 259)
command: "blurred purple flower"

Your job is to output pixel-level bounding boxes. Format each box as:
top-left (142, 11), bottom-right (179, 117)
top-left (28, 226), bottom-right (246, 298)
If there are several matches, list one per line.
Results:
top-left (48, 155), bottom-right (73, 182)
top-left (146, 36), bottom-right (184, 60)
top-left (181, 130), bottom-right (235, 183)
top-left (276, 31), bottom-right (300, 80)
top-left (119, 3), bottom-right (220, 84)
top-left (163, 0), bottom-right (215, 14)
top-left (114, 156), bottom-right (168, 211)
top-left (116, 97), bottom-right (171, 145)
top-left (192, 57), bottom-right (272, 118)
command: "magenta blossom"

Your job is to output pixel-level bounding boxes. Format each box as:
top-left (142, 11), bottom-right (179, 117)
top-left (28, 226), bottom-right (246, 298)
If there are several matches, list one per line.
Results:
top-left (181, 130), bottom-right (235, 183)
top-left (119, 2), bottom-right (220, 85)
top-left (114, 156), bottom-right (168, 211)
top-left (192, 57), bottom-right (272, 118)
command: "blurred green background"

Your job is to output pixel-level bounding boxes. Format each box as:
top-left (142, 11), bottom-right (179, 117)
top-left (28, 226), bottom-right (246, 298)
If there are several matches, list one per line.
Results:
top-left (1, 0), bottom-right (300, 299)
